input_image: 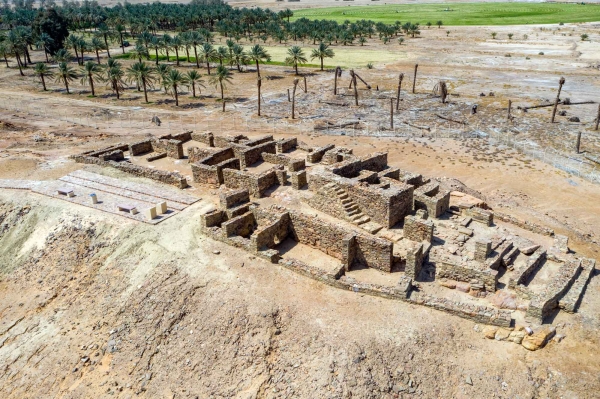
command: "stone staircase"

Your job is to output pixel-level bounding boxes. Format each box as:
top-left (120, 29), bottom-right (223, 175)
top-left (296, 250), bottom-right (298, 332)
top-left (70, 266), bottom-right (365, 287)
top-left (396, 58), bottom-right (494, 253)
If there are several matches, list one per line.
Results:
top-left (322, 183), bottom-right (376, 229)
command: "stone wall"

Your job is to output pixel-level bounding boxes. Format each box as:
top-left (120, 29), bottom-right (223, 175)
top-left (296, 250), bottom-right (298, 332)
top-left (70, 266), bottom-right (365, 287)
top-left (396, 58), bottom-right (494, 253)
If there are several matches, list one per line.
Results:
top-left (250, 211), bottom-right (290, 251)
top-left (360, 152), bottom-right (388, 172)
top-left (276, 137), bottom-right (297, 153)
top-left (404, 216), bottom-right (434, 243)
top-left (262, 153), bottom-right (306, 172)
top-left (232, 141), bottom-right (276, 168)
top-left (191, 157), bottom-right (240, 187)
top-left (219, 188), bottom-right (250, 208)
top-left (222, 168), bottom-right (278, 198)
top-left (405, 242), bottom-right (424, 279)
top-left (414, 182), bottom-right (450, 218)
top-left (436, 260), bottom-right (498, 292)
top-left (191, 131), bottom-right (215, 147)
top-left (508, 248), bottom-right (546, 289)
top-left (527, 259), bottom-right (582, 323)
top-left (559, 258), bottom-right (596, 313)
top-left (330, 159), bottom-right (363, 178)
top-left (307, 144), bottom-right (335, 163)
top-left (463, 207), bottom-right (494, 227)
top-left (129, 139), bottom-right (153, 156)
top-left (494, 211), bottom-right (554, 236)
top-left (291, 171), bottom-right (307, 189)
top-left (222, 211), bottom-right (257, 238)
top-left (152, 139), bottom-right (184, 159)
top-left (101, 150), bottom-right (125, 162)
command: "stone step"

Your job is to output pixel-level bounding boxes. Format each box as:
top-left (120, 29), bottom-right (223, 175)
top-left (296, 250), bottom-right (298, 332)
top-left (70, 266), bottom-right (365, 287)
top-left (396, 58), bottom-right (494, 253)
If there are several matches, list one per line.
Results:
top-left (347, 209), bottom-right (361, 217)
top-left (502, 246), bottom-right (520, 267)
top-left (361, 222), bottom-right (383, 234)
top-left (338, 193), bottom-right (349, 200)
top-left (344, 204), bottom-right (359, 212)
top-left (355, 215), bottom-right (371, 225)
top-left (341, 198), bottom-right (353, 205)
top-left (350, 213), bottom-right (364, 221)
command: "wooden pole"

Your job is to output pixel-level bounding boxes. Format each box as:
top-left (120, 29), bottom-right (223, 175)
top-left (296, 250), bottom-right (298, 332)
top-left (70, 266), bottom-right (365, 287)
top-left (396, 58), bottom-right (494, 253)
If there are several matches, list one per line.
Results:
top-left (222, 100), bottom-right (226, 112)
top-left (287, 88), bottom-right (290, 102)
top-left (595, 103), bottom-right (600, 131)
top-left (257, 77), bottom-right (261, 116)
top-left (551, 77), bottom-right (565, 123)
top-left (303, 75), bottom-right (307, 93)
top-left (334, 66), bottom-right (340, 95)
top-left (412, 64), bottom-right (418, 94)
top-left (576, 131), bottom-right (581, 153)
top-left (292, 78), bottom-right (299, 119)
top-left (507, 99), bottom-right (512, 120)
top-left (390, 98), bottom-right (394, 129)
top-left (396, 73), bottom-right (404, 111)
top-left (350, 70), bottom-right (358, 106)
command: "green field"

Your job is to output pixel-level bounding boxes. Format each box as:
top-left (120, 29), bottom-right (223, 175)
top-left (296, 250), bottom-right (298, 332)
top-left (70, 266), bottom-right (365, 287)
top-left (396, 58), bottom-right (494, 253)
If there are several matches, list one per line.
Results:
top-left (293, 2), bottom-right (600, 26)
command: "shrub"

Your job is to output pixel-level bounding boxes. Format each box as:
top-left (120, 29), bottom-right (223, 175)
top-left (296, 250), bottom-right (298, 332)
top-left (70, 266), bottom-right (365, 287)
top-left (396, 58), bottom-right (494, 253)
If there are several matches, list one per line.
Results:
top-left (366, 62), bottom-right (374, 69)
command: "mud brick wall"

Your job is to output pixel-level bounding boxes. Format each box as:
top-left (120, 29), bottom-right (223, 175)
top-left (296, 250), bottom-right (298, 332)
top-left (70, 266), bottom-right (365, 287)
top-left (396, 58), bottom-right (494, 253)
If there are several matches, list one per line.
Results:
top-left (360, 152), bottom-right (388, 172)
top-left (219, 188), bottom-right (250, 208)
top-left (222, 168), bottom-right (278, 198)
top-left (191, 131), bottom-right (215, 147)
top-left (404, 216), bottom-right (434, 243)
top-left (276, 137), bottom-right (297, 153)
top-left (508, 248), bottom-right (547, 289)
top-left (129, 140), bottom-right (153, 156)
top-left (307, 144), bottom-right (335, 163)
top-left (414, 183), bottom-right (450, 218)
top-left (527, 259), bottom-right (582, 323)
top-left (405, 243), bottom-right (424, 279)
top-left (436, 261), bottom-right (498, 292)
top-left (222, 211), bottom-right (256, 238)
top-left (251, 212), bottom-right (291, 251)
top-left (232, 141), bottom-right (277, 168)
top-left (152, 139), bottom-right (184, 159)
top-left (409, 293), bottom-right (511, 327)
top-left (100, 150), bottom-right (125, 162)
top-left (291, 170), bottom-right (307, 189)
top-left (463, 207), bottom-right (494, 227)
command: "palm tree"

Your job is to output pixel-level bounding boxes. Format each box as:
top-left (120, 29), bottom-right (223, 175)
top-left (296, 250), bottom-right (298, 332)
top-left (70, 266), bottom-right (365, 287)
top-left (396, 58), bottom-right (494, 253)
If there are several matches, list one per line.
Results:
top-left (162, 34), bottom-right (173, 61)
top-left (248, 44), bottom-right (270, 77)
top-left (34, 62), bottom-right (53, 91)
top-left (98, 24), bottom-right (112, 58)
top-left (129, 42), bottom-right (148, 62)
top-left (285, 46), bottom-right (307, 75)
top-left (185, 70), bottom-right (204, 98)
top-left (127, 61), bottom-right (156, 103)
top-left (216, 46), bottom-right (228, 66)
top-left (36, 33), bottom-right (53, 63)
top-left (6, 30), bottom-right (26, 76)
top-left (156, 63), bottom-right (171, 93)
top-left (231, 44), bottom-right (247, 72)
top-left (189, 31), bottom-right (202, 68)
top-left (66, 35), bottom-right (82, 65)
top-left (209, 65), bottom-right (233, 100)
top-left (150, 36), bottom-right (162, 65)
top-left (164, 68), bottom-right (186, 106)
top-left (55, 62), bottom-right (77, 94)
top-left (115, 24), bottom-right (127, 54)
top-left (199, 42), bottom-right (216, 75)
top-left (105, 63), bottom-right (125, 99)
top-left (0, 41), bottom-right (10, 68)
top-left (53, 49), bottom-right (72, 63)
top-left (90, 36), bottom-right (106, 64)
top-left (171, 34), bottom-right (183, 66)
top-left (311, 42), bottom-right (334, 71)
top-left (80, 61), bottom-right (102, 96)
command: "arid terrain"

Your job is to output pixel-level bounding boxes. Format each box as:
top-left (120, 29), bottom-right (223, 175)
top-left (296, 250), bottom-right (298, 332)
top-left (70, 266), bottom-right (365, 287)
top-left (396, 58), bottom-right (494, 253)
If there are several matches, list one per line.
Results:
top-left (1, 17), bottom-right (600, 399)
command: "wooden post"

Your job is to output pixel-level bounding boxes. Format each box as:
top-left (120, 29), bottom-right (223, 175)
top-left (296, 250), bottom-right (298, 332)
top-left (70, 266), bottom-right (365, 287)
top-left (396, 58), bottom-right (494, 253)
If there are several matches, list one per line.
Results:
top-left (334, 66), bottom-right (341, 95)
top-left (303, 75), bottom-right (307, 93)
top-left (551, 77), bottom-right (565, 123)
top-left (412, 64), bottom-right (418, 94)
top-left (287, 88), bottom-right (290, 102)
top-left (396, 73), bottom-right (404, 111)
top-left (595, 103), bottom-right (600, 131)
top-left (222, 100), bottom-right (226, 112)
top-left (507, 99), bottom-right (512, 120)
top-left (576, 131), bottom-right (581, 153)
top-left (390, 98), bottom-right (394, 129)
top-left (350, 70), bottom-right (358, 106)
top-left (257, 77), bottom-right (261, 116)
top-left (291, 78), bottom-right (299, 119)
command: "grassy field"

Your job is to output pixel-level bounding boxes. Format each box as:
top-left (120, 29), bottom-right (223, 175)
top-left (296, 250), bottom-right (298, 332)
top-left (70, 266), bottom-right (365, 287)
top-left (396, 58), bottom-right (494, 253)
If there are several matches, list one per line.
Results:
top-left (293, 2), bottom-right (600, 26)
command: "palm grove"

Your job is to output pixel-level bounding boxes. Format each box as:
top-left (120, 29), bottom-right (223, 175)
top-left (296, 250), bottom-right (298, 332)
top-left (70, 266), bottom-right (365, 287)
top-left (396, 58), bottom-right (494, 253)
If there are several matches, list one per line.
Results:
top-left (0, 0), bottom-right (435, 106)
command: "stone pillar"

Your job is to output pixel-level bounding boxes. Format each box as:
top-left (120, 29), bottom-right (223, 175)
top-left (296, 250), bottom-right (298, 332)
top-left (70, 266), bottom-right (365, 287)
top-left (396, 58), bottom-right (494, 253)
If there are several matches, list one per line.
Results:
top-left (474, 239), bottom-right (491, 262)
top-left (404, 215), bottom-right (434, 243)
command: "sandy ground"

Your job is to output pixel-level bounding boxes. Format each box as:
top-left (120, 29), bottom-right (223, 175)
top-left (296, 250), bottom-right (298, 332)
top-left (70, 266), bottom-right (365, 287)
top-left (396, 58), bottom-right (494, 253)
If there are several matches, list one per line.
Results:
top-left (1, 21), bottom-right (600, 398)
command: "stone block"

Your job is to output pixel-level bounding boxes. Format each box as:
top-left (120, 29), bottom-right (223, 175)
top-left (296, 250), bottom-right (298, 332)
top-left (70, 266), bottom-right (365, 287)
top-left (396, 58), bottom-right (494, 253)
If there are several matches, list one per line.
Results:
top-left (146, 207), bottom-right (157, 220)
top-left (157, 201), bottom-right (167, 214)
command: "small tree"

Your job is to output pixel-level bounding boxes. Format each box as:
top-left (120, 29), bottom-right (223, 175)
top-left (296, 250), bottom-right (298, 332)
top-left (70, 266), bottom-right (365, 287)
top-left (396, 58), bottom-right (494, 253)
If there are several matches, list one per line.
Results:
top-left (34, 62), bottom-right (53, 91)
top-left (426, 22), bottom-right (432, 28)
top-left (508, 33), bottom-right (514, 40)
top-left (398, 37), bottom-right (405, 45)
top-left (105, 63), bottom-right (125, 99)
top-left (80, 61), bottom-right (102, 96)
top-left (581, 33), bottom-right (589, 41)
top-left (285, 45), bottom-right (307, 75)
top-left (185, 70), bottom-right (205, 98)
top-left (491, 32), bottom-right (497, 39)
top-left (310, 42), bottom-right (334, 71)
top-left (55, 61), bottom-right (77, 94)
top-left (359, 36), bottom-right (367, 46)
top-left (436, 20), bottom-right (443, 29)
top-left (209, 65), bottom-right (233, 100)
